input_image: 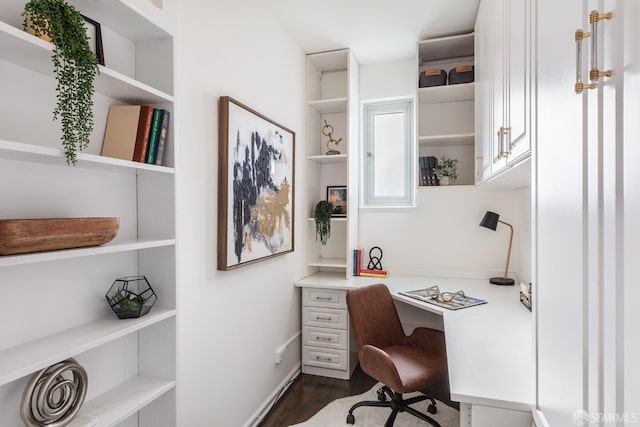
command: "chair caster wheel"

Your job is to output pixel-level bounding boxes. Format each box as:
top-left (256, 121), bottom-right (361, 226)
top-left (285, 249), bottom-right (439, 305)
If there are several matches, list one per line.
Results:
top-left (377, 389), bottom-right (387, 401)
top-left (346, 414), bottom-right (355, 424)
top-left (427, 404), bottom-right (437, 414)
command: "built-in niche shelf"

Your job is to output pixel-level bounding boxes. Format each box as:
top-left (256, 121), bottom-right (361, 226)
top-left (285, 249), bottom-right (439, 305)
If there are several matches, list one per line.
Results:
top-left (307, 257), bottom-right (348, 268)
top-left (66, 0), bottom-right (172, 40)
top-left (0, 238), bottom-right (176, 268)
top-left (417, 32), bottom-right (475, 188)
top-left (418, 32), bottom-right (474, 62)
top-left (0, 21), bottom-right (174, 102)
top-left (307, 154), bottom-right (348, 164)
top-left (0, 1), bottom-right (177, 424)
top-left (0, 308), bottom-right (176, 385)
top-left (418, 133), bottom-right (475, 147)
top-left (69, 376), bottom-right (175, 427)
top-left (0, 139), bottom-right (175, 174)
top-left (418, 82), bottom-right (474, 104)
top-left (307, 98), bottom-right (348, 114)
top-left (304, 48), bottom-right (358, 278)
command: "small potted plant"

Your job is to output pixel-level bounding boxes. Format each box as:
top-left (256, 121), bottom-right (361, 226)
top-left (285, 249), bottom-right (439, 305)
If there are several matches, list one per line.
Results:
top-left (434, 156), bottom-right (458, 185)
top-left (314, 200), bottom-right (334, 245)
top-left (22, 0), bottom-right (99, 165)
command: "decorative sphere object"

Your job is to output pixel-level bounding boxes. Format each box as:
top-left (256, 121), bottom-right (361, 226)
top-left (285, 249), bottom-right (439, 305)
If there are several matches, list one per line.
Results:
top-left (106, 276), bottom-right (157, 319)
top-left (20, 358), bottom-right (88, 427)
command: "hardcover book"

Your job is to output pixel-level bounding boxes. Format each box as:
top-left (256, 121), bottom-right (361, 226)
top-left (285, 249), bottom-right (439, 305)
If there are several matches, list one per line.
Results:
top-left (102, 105), bottom-right (144, 161)
top-left (145, 108), bottom-right (163, 164)
top-left (132, 105), bottom-right (154, 162)
top-left (154, 110), bottom-right (170, 166)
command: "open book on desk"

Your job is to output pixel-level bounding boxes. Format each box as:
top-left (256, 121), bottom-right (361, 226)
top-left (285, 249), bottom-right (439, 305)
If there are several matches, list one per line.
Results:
top-left (399, 288), bottom-right (488, 310)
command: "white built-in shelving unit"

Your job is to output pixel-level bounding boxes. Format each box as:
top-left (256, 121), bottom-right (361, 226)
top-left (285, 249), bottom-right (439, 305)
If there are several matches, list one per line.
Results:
top-left (304, 49), bottom-right (359, 277)
top-left (417, 32), bottom-right (475, 187)
top-left (0, 0), bottom-right (176, 425)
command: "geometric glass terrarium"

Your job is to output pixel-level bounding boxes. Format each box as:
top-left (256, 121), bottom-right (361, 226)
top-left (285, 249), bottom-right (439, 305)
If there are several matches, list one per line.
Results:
top-left (106, 276), bottom-right (157, 319)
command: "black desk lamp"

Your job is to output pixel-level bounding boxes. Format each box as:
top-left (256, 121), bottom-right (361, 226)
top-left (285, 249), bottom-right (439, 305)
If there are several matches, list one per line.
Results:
top-left (479, 211), bottom-right (515, 286)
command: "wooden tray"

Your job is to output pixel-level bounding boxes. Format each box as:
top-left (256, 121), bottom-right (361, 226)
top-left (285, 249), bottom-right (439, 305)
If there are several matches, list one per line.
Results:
top-left (0, 218), bottom-right (119, 255)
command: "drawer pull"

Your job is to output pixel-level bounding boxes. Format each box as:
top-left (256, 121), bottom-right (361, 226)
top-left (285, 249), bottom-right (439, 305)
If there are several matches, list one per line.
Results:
top-left (315, 296), bottom-right (332, 301)
top-left (315, 356), bottom-right (333, 362)
top-left (316, 316), bottom-right (332, 321)
top-left (316, 336), bottom-right (333, 341)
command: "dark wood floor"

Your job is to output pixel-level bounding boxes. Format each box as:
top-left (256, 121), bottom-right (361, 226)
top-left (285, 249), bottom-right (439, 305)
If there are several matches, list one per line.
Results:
top-left (258, 364), bottom-right (459, 426)
top-left (258, 365), bottom-right (376, 426)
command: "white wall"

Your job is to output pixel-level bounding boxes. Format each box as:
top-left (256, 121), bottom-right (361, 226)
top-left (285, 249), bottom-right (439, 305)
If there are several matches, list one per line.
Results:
top-left (359, 59), bottom-right (531, 282)
top-left (175, 1), bottom-right (305, 425)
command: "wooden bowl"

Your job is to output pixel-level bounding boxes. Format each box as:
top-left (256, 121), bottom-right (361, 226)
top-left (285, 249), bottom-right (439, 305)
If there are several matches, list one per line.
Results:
top-left (0, 217), bottom-right (119, 255)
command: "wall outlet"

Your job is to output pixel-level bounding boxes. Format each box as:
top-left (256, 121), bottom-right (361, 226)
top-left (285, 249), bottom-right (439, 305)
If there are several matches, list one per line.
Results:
top-left (274, 345), bottom-right (286, 364)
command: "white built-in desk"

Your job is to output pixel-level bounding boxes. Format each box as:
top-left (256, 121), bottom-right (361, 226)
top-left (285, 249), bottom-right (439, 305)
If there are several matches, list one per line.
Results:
top-left (295, 272), bottom-right (534, 427)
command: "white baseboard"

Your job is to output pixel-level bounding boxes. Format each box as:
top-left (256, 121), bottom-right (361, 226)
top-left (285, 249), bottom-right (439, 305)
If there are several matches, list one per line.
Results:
top-left (244, 362), bottom-right (301, 427)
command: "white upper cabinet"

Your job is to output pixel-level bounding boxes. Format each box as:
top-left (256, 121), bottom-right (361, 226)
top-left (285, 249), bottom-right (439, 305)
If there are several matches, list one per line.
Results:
top-left (475, 0), bottom-right (531, 185)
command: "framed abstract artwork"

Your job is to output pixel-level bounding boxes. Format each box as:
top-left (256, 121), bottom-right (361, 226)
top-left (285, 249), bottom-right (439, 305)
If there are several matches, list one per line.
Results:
top-left (218, 97), bottom-right (295, 270)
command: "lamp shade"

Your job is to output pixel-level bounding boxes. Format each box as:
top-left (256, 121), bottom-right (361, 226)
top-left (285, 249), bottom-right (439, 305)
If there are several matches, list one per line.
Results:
top-left (479, 211), bottom-right (500, 231)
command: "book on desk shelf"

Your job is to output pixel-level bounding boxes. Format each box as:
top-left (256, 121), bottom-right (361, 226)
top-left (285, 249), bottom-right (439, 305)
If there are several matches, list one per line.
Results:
top-left (359, 270), bottom-right (389, 278)
top-left (353, 249), bottom-right (388, 277)
top-left (399, 288), bottom-right (487, 310)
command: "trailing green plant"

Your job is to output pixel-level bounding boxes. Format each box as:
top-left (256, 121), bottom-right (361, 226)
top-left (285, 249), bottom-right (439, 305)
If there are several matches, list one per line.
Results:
top-left (434, 156), bottom-right (459, 182)
top-left (22, 0), bottom-right (99, 165)
top-left (314, 200), bottom-right (334, 245)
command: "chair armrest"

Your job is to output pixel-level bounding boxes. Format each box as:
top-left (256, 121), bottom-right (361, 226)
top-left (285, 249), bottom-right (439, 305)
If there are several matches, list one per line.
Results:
top-left (406, 327), bottom-right (447, 359)
top-left (360, 344), bottom-right (404, 392)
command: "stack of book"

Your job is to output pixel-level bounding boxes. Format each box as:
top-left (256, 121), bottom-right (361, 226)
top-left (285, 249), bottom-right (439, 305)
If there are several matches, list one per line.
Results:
top-left (419, 156), bottom-right (439, 186)
top-left (353, 249), bottom-right (388, 278)
top-left (101, 105), bottom-right (170, 166)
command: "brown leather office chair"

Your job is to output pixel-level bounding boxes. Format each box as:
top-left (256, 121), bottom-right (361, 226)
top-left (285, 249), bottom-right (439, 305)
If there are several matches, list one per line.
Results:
top-left (346, 283), bottom-right (448, 427)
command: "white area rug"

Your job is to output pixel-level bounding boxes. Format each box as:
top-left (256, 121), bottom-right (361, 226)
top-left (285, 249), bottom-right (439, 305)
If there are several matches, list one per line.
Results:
top-left (290, 383), bottom-right (460, 427)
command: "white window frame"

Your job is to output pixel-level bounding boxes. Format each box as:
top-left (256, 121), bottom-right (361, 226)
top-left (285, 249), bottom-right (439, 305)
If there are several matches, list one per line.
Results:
top-left (361, 97), bottom-right (416, 208)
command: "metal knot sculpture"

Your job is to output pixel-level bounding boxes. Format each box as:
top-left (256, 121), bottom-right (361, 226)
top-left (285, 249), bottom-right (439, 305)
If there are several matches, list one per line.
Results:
top-left (20, 358), bottom-right (88, 427)
top-left (322, 119), bottom-right (342, 155)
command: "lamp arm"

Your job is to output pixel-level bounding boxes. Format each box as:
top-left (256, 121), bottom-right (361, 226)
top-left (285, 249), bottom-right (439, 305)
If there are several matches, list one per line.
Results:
top-left (499, 220), bottom-right (514, 279)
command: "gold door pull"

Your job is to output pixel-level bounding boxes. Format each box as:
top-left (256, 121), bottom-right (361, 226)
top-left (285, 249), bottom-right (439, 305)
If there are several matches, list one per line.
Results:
top-left (575, 30), bottom-right (594, 93)
top-left (588, 10), bottom-right (613, 82)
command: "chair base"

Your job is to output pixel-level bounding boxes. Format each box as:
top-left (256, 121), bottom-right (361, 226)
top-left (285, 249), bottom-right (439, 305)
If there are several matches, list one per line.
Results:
top-left (346, 385), bottom-right (441, 427)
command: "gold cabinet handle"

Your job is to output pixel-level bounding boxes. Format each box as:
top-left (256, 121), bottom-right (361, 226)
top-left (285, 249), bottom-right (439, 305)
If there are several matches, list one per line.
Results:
top-left (574, 29), bottom-right (593, 93)
top-left (575, 10), bottom-right (612, 93)
top-left (475, 155), bottom-right (483, 177)
top-left (497, 127), bottom-right (510, 158)
top-left (500, 127), bottom-right (510, 157)
top-left (589, 10), bottom-right (612, 82)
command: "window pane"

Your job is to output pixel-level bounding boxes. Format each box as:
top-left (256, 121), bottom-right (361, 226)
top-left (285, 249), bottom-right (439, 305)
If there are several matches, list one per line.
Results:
top-left (362, 97), bottom-right (414, 208)
top-left (373, 112), bottom-right (405, 196)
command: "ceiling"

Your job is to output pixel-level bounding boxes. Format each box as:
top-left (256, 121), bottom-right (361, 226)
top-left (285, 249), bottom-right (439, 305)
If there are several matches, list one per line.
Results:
top-left (265, 0), bottom-right (480, 64)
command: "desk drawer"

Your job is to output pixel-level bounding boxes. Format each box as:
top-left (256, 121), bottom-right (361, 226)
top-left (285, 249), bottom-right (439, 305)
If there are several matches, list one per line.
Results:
top-left (302, 346), bottom-right (348, 371)
top-left (302, 326), bottom-right (348, 350)
top-left (303, 307), bottom-right (348, 329)
top-left (303, 288), bottom-right (347, 309)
